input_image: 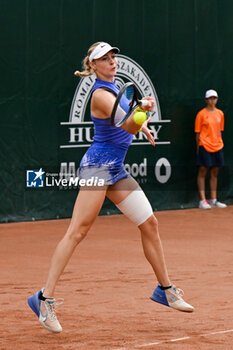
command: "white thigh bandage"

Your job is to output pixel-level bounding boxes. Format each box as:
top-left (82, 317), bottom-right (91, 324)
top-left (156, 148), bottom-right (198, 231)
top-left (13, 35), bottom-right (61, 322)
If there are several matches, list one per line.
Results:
top-left (116, 187), bottom-right (153, 226)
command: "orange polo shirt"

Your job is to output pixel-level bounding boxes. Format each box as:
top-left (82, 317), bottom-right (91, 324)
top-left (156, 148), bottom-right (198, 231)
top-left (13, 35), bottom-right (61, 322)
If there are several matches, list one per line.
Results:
top-left (195, 107), bottom-right (224, 152)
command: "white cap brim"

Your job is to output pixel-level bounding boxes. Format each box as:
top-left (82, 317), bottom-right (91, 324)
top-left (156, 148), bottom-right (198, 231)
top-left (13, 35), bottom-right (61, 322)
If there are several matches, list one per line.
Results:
top-left (89, 42), bottom-right (119, 62)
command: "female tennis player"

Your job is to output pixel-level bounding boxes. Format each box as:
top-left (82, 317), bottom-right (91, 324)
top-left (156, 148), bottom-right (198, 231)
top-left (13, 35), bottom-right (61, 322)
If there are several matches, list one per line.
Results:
top-left (28, 42), bottom-right (194, 333)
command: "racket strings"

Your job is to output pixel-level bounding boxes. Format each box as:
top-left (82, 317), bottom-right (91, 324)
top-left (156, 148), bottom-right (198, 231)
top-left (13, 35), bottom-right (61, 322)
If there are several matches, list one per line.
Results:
top-left (111, 82), bottom-right (139, 127)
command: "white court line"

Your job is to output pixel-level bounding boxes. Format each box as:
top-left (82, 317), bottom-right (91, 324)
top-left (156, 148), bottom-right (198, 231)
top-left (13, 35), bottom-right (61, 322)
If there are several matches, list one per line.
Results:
top-left (115, 329), bottom-right (233, 350)
top-left (201, 329), bottom-right (233, 337)
top-left (170, 336), bottom-right (191, 342)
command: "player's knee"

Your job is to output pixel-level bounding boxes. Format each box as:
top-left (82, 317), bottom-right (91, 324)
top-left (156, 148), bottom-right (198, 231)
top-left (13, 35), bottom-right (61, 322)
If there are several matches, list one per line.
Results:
top-left (139, 216), bottom-right (161, 242)
top-left (199, 167), bottom-right (207, 177)
top-left (139, 215), bottom-right (159, 237)
top-left (78, 225), bottom-right (89, 240)
top-left (67, 222), bottom-right (89, 243)
top-left (210, 168), bottom-right (219, 178)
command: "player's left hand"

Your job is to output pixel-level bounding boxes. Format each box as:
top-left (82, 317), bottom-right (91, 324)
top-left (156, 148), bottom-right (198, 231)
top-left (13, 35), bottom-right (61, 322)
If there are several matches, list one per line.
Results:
top-left (141, 117), bottom-right (155, 146)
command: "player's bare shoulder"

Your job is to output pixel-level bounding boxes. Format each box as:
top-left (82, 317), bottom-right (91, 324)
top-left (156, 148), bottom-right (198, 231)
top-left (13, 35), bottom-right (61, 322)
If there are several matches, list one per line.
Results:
top-left (91, 88), bottom-right (116, 119)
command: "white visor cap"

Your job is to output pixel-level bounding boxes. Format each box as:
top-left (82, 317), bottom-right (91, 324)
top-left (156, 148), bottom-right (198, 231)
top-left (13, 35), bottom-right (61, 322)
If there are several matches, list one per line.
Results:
top-left (89, 42), bottom-right (119, 62)
top-left (205, 89), bottom-right (218, 98)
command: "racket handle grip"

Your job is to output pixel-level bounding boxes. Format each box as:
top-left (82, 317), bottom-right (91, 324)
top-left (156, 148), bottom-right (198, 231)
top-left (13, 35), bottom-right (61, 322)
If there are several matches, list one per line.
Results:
top-left (140, 99), bottom-right (149, 107)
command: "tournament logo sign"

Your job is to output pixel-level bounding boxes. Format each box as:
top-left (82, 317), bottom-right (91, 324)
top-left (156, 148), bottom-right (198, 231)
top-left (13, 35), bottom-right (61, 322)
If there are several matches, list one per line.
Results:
top-left (60, 55), bottom-right (170, 149)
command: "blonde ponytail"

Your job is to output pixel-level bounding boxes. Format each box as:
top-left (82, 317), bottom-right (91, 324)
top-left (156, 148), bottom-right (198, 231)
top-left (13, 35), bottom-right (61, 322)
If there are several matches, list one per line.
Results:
top-left (74, 42), bottom-right (101, 77)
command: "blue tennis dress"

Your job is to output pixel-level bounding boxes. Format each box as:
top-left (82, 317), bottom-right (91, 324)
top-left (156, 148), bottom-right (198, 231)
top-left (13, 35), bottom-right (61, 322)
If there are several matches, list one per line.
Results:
top-left (79, 79), bottom-right (133, 185)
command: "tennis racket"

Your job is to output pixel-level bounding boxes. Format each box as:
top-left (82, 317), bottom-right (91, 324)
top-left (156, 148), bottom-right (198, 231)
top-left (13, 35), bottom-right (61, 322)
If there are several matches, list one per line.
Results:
top-left (110, 82), bottom-right (149, 127)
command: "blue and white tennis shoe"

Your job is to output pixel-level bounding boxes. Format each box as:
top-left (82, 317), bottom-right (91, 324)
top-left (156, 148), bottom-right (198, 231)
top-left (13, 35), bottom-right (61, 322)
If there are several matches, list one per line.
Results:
top-left (28, 289), bottom-right (63, 332)
top-left (150, 285), bottom-right (194, 312)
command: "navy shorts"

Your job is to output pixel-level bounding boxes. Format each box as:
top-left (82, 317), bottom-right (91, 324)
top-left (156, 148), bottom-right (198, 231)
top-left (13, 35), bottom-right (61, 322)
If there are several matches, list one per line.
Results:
top-left (197, 146), bottom-right (224, 167)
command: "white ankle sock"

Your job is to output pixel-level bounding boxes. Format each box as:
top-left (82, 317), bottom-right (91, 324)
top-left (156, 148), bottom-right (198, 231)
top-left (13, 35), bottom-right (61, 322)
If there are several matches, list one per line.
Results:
top-left (210, 199), bottom-right (217, 204)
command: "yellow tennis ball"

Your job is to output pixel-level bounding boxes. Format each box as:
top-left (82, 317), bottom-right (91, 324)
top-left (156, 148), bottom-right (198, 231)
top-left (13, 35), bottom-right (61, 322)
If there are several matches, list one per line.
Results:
top-left (133, 111), bottom-right (147, 125)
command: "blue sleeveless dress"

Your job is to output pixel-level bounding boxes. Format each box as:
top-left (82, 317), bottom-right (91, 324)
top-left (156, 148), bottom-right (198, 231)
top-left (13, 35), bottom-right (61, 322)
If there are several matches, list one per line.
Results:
top-left (79, 79), bottom-right (133, 185)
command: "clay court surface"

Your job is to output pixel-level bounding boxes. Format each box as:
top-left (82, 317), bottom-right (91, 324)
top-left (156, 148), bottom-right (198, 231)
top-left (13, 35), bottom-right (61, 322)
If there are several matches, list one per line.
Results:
top-left (0, 206), bottom-right (233, 350)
